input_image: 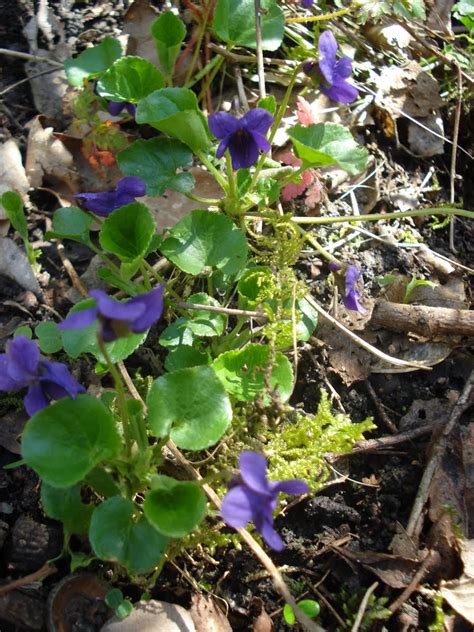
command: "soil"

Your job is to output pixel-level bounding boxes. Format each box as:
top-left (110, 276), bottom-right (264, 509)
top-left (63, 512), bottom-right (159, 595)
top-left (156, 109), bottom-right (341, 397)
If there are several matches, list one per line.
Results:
top-left (0, 1), bottom-right (473, 631)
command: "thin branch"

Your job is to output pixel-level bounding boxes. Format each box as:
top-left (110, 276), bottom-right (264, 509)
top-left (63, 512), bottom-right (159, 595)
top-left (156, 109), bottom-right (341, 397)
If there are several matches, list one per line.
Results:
top-left (304, 294), bottom-right (431, 371)
top-left (0, 47), bottom-right (63, 68)
top-left (449, 66), bottom-right (463, 252)
top-left (57, 243), bottom-right (89, 298)
top-left (0, 563), bottom-right (56, 596)
top-left (351, 582), bottom-right (378, 632)
top-left (254, 0), bottom-right (266, 99)
top-left (405, 370), bottom-right (474, 540)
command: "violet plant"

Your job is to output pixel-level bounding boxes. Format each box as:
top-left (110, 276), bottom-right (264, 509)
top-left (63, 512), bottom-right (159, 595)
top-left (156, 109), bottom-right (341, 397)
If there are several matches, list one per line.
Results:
top-left (4, 4), bottom-right (467, 624)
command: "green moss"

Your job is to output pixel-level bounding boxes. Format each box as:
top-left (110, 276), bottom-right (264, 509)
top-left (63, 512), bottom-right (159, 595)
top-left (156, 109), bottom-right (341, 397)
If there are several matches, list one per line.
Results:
top-left (266, 390), bottom-right (375, 490)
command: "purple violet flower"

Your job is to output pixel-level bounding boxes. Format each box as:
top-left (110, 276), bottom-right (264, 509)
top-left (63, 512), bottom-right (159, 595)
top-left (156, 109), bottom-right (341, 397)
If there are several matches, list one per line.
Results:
top-left (0, 336), bottom-right (85, 416)
top-left (329, 262), bottom-right (366, 313)
top-left (73, 176), bottom-right (147, 217)
top-left (318, 31), bottom-right (358, 104)
top-left (221, 451), bottom-right (309, 551)
top-left (208, 108), bottom-right (273, 170)
top-left (108, 101), bottom-right (137, 117)
top-left (301, 0), bottom-right (313, 6)
top-left (59, 285), bottom-right (165, 343)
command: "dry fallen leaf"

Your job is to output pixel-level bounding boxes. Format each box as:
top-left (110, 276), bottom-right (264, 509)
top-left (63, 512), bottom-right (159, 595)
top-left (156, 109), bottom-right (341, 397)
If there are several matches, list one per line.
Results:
top-left (0, 237), bottom-right (41, 295)
top-left (441, 540), bottom-right (474, 625)
top-left (25, 116), bottom-right (78, 190)
top-left (190, 594), bottom-right (232, 632)
top-left (144, 167), bottom-right (225, 234)
top-left (0, 140), bottom-right (30, 220)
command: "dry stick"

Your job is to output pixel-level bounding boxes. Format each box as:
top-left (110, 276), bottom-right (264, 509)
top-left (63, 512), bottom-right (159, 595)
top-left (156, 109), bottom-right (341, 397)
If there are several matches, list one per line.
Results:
top-left (388, 551), bottom-right (434, 614)
top-left (449, 66), bottom-right (463, 253)
top-left (118, 364), bottom-right (326, 632)
top-left (254, 0), bottom-right (266, 100)
top-left (0, 67), bottom-right (57, 96)
top-left (405, 369), bottom-right (474, 540)
top-left (0, 563), bottom-right (56, 596)
top-left (351, 582), bottom-right (379, 632)
top-left (370, 300), bottom-right (474, 337)
top-left (0, 47), bottom-right (63, 68)
top-left (56, 243), bottom-right (89, 298)
top-left (304, 295), bottom-right (431, 371)
top-left (365, 380), bottom-right (398, 434)
top-left (391, 18), bottom-right (473, 87)
top-left (328, 424), bottom-right (434, 462)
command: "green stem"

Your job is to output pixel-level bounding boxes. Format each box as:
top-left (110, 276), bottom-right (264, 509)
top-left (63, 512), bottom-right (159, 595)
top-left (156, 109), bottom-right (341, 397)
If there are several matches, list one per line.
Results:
top-left (88, 242), bottom-right (122, 275)
top-left (195, 150), bottom-right (229, 192)
top-left (289, 207), bottom-right (474, 225)
top-left (295, 224), bottom-right (339, 263)
top-left (142, 261), bottom-right (181, 301)
top-left (184, 192), bottom-right (222, 205)
top-left (139, 263), bottom-right (152, 291)
top-left (248, 65), bottom-right (301, 193)
top-left (97, 336), bottom-right (133, 456)
top-left (186, 50), bottom-right (223, 89)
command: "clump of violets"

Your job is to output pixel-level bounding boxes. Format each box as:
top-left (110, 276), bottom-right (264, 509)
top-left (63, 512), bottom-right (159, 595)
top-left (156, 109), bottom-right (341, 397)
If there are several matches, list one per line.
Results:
top-left (318, 31), bottom-right (358, 103)
top-left (59, 285), bottom-right (165, 342)
top-left (221, 451), bottom-right (309, 551)
top-left (74, 176), bottom-right (146, 217)
top-left (208, 108), bottom-right (273, 170)
top-left (108, 101), bottom-right (136, 117)
top-left (0, 336), bottom-right (85, 416)
top-left (329, 262), bottom-right (366, 313)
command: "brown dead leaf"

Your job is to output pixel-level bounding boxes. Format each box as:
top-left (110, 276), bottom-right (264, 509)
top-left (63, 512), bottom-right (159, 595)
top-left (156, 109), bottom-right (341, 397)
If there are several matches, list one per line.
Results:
top-left (0, 140), bottom-right (31, 220)
top-left (25, 116), bottom-right (78, 191)
top-left (145, 168), bottom-right (225, 234)
top-left (190, 594), bottom-right (232, 632)
top-left (441, 540), bottom-right (474, 625)
top-left (332, 546), bottom-right (423, 588)
top-left (0, 411), bottom-right (28, 455)
top-left (398, 394), bottom-right (457, 432)
top-left (123, 0), bottom-right (159, 65)
top-left (253, 609), bottom-right (274, 632)
top-left (428, 422), bottom-right (474, 539)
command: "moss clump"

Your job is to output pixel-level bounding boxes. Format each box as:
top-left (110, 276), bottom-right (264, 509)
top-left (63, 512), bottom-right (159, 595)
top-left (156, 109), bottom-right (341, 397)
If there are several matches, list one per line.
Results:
top-left (266, 389), bottom-right (375, 490)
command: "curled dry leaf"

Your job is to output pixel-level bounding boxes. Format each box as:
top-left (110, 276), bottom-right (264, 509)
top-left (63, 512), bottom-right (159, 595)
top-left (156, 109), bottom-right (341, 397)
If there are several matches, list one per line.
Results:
top-left (190, 594), bottom-right (232, 632)
top-left (25, 116), bottom-right (78, 190)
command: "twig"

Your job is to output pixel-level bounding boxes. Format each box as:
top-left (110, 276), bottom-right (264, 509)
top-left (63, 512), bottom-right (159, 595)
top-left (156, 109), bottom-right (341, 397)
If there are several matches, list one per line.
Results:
top-left (0, 67), bottom-right (57, 96)
top-left (118, 364), bottom-right (326, 632)
top-left (304, 294), bottom-right (431, 371)
top-left (56, 243), bottom-right (89, 298)
top-left (390, 18), bottom-right (473, 86)
top-left (0, 47), bottom-right (63, 68)
top-left (388, 551), bottom-right (434, 614)
top-left (351, 582), bottom-right (378, 632)
top-left (0, 563), bottom-right (56, 596)
top-left (254, 0), bottom-right (266, 100)
top-left (327, 424), bottom-right (434, 462)
top-left (371, 300), bottom-right (474, 337)
top-left (449, 66), bottom-right (463, 252)
top-left (365, 380), bottom-right (398, 433)
top-left (405, 370), bottom-right (474, 540)
top-left (177, 301), bottom-right (262, 318)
